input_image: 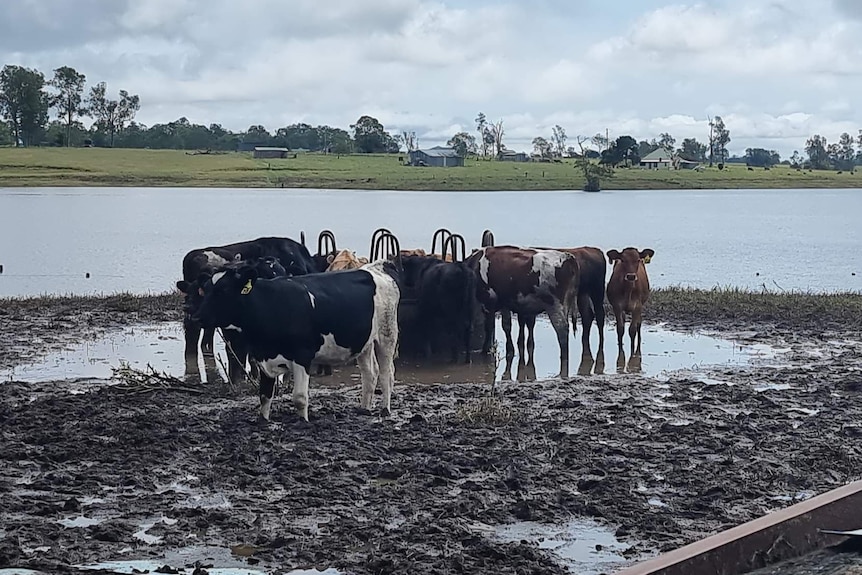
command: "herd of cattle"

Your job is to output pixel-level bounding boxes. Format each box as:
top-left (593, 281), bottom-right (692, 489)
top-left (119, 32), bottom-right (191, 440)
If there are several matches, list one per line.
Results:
top-left (175, 229), bottom-right (655, 421)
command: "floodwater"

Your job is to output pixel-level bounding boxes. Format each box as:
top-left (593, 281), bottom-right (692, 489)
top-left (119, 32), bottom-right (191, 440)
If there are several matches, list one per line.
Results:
top-left (0, 318), bottom-right (778, 386)
top-left (1, 187), bottom-right (861, 298)
top-left (493, 517), bottom-right (635, 575)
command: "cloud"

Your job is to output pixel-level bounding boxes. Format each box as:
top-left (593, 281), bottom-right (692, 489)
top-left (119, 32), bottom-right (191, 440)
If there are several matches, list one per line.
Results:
top-left (1, 0), bottom-right (860, 157)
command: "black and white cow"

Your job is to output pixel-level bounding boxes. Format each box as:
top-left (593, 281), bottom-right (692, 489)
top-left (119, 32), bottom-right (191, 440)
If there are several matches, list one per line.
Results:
top-left (176, 236), bottom-right (320, 359)
top-left (193, 260), bottom-right (401, 421)
top-left (181, 256), bottom-right (287, 385)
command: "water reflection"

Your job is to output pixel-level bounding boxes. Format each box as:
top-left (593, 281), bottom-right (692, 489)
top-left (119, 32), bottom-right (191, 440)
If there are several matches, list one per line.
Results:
top-left (184, 353), bottom-right (225, 385)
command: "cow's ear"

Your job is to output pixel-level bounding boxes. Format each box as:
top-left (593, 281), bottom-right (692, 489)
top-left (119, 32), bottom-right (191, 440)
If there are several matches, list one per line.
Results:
top-left (606, 249), bottom-right (622, 263)
top-left (640, 248), bottom-right (655, 263)
top-left (326, 253), bottom-right (335, 264)
top-left (237, 264), bottom-right (259, 284)
top-left (234, 253), bottom-right (242, 262)
top-left (176, 280), bottom-right (190, 293)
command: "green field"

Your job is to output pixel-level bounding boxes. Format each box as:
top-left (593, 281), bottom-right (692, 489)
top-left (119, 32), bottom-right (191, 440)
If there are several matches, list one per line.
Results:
top-left (0, 147), bottom-right (859, 190)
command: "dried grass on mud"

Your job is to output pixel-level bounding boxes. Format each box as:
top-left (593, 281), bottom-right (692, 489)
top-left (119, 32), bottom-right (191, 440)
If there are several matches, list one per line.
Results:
top-left (1, 288), bottom-right (862, 574)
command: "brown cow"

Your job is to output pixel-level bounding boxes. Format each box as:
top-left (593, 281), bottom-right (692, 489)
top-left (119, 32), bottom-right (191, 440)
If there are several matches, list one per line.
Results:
top-left (465, 245), bottom-right (579, 376)
top-left (326, 249), bottom-right (370, 271)
top-left (605, 247), bottom-right (655, 356)
top-left (532, 246), bottom-right (606, 357)
top-left (400, 248), bottom-right (454, 262)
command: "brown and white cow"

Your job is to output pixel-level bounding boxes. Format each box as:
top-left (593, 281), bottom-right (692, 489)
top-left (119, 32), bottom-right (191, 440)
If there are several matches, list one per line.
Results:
top-left (465, 245), bottom-right (579, 376)
top-left (605, 247), bottom-right (655, 356)
top-left (532, 246), bottom-right (607, 357)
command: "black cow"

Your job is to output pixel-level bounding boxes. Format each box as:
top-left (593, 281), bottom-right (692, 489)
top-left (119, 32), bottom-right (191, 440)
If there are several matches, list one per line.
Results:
top-left (400, 255), bottom-right (476, 363)
top-left (176, 236), bottom-right (318, 359)
top-left (193, 260), bottom-right (401, 421)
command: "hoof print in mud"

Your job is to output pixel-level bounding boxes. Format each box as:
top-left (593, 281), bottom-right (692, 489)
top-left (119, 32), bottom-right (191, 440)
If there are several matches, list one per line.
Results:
top-left (88, 520), bottom-right (134, 543)
top-left (512, 499), bottom-right (533, 520)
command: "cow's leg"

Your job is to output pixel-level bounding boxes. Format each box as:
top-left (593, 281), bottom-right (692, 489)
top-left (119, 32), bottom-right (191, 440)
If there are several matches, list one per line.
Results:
top-left (631, 306), bottom-right (643, 356)
top-left (613, 305), bottom-right (626, 349)
top-left (525, 315), bottom-right (536, 357)
top-left (289, 362), bottom-right (311, 422)
top-left (482, 310), bottom-right (495, 355)
top-left (461, 311), bottom-right (473, 364)
top-left (593, 288), bottom-right (606, 352)
top-left (577, 292), bottom-right (595, 358)
top-left (225, 335), bottom-right (248, 386)
top-left (183, 316), bottom-right (201, 358)
top-left (201, 327), bottom-right (215, 356)
top-left (259, 372), bottom-right (278, 421)
top-left (375, 339), bottom-right (396, 417)
top-left (548, 305), bottom-right (570, 378)
top-left (501, 310), bottom-right (515, 358)
top-left (357, 345), bottom-right (380, 412)
top-left (516, 314), bottom-right (526, 357)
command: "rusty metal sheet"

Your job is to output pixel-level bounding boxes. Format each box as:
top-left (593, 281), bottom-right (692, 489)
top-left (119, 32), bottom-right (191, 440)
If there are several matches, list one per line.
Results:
top-left (615, 480), bottom-right (862, 575)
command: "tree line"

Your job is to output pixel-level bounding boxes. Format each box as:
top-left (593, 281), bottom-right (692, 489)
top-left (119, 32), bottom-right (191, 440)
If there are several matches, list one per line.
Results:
top-left (2, 63), bottom-right (861, 171)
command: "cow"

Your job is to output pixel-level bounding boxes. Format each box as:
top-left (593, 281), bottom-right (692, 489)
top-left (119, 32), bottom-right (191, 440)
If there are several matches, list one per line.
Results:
top-left (605, 247), bottom-right (655, 356)
top-left (326, 249), bottom-right (370, 271)
top-left (181, 256), bottom-right (287, 385)
top-left (532, 246), bottom-right (607, 357)
top-left (464, 245), bottom-right (579, 376)
top-left (192, 259), bottom-right (401, 421)
top-left (176, 236), bottom-right (318, 359)
top-left (399, 255), bottom-right (476, 363)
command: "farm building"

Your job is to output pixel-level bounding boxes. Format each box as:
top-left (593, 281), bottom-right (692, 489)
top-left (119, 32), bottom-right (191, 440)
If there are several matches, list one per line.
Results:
top-left (639, 148), bottom-right (674, 169)
top-left (498, 149), bottom-right (528, 162)
top-left (253, 147), bottom-right (289, 159)
top-left (408, 146), bottom-right (464, 167)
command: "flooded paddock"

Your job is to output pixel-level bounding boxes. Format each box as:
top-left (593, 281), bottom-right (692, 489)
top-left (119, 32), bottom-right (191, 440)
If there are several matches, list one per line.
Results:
top-left (0, 318), bottom-right (780, 388)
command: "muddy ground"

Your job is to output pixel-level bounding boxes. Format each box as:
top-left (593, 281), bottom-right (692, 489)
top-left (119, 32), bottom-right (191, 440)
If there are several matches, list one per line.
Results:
top-left (2, 293), bottom-right (862, 574)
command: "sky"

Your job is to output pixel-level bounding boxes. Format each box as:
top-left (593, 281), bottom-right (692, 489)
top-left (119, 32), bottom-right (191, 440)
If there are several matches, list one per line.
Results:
top-left (3, 0), bottom-right (862, 157)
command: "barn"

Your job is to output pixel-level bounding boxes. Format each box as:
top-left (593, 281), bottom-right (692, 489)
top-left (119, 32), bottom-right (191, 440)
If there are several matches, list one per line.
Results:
top-left (408, 146), bottom-right (464, 167)
top-left (253, 147), bottom-right (289, 159)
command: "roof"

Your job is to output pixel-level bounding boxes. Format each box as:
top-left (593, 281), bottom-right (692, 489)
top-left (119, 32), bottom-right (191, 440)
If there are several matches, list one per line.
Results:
top-left (500, 149), bottom-right (526, 156)
top-left (412, 146), bottom-right (460, 158)
top-left (641, 148), bottom-right (674, 162)
top-left (253, 147), bottom-right (289, 152)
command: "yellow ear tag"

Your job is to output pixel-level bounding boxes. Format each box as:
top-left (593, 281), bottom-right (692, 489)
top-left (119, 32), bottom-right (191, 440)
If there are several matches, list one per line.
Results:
top-left (644, 255), bottom-right (652, 264)
top-left (241, 279), bottom-right (253, 295)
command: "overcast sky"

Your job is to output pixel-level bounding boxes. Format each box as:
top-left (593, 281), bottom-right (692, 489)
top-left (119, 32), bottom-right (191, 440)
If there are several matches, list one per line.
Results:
top-left (3, 0), bottom-right (861, 156)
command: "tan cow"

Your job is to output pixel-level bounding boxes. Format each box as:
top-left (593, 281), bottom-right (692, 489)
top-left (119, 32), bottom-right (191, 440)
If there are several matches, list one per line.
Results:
top-left (326, 250), bottom-right (370, 271)
top-left (605, 247), bottom-right (655, 356)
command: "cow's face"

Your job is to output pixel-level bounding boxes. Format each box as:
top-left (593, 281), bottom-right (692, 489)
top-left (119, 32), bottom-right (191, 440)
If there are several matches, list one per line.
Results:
top-left (177, 277), bottom-right (208, 320)
top-left (193, 264), bottom-right (259, 329)
top-left (607, 248), bottom-right (654, 282)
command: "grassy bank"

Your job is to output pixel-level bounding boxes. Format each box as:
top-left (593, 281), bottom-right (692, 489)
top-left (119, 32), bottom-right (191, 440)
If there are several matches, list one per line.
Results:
top-left (1, 147), bottom-right (860, 190)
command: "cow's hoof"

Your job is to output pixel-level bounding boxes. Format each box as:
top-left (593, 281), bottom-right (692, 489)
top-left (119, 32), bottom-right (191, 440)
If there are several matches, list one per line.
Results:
top-left (379, 407), bottom-right (391, 418)
top-left (353, 406), bottom-right (373, 416)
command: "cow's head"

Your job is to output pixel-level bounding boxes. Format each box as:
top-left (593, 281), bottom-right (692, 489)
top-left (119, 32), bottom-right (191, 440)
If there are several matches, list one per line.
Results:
top-left (607, 248), bottom-right (655, 282)
top-left (193, 263), bottom-right (259, 329)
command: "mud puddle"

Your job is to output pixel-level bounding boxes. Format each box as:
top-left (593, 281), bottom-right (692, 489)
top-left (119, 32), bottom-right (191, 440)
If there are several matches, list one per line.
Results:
top-left (492, 517), bottom-right (637, 574)
top-left (0, 320), bottom-right (781, 387)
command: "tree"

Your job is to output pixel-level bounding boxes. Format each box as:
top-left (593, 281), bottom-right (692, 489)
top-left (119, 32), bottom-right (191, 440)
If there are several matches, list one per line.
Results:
top-left (574, 135), bottom-right (613, 192)
top-left (475, 112), bottom-right (489, 158)
top-left (658, 132), bottom-right (676, 152)
top-left (0, 121), bottom-right (11, 146)
top-left (490, 119), bottom-right (505, 157)
top-left (401, 131), bottom-right (417, 152)
top-left (447, 132), bottom-right (477, 158)
top-left (678, 138), bottom-right (707, 162)
top-left (789, 150), bottom-right (803, 168)
top-left (49, 66), bottom-right (87, 147)
top-left (805, 135), bottom-right (829, 169)
top-left (638, 139), bottom-right (659, 159)
top-left (532, 136), bottom-right (552, 159)
top-left (350, 115), bottom-right (397, 153)
top-left (87, 82), bottom-right (140, 147)
top-left (743, 148), bottom-right (780, 167)
top-left (833, 132), bottom-right (856, 170)
top-left (600, 135), bottom-right (639, 167)
top-left (591, 133), bottom-right (609, 152)
top-left (0, 65), bottom-right (49, 147)
top-left (708, 116), bottom-right (730, 166)
top-left (551, 125), bottom-right (567, 157)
